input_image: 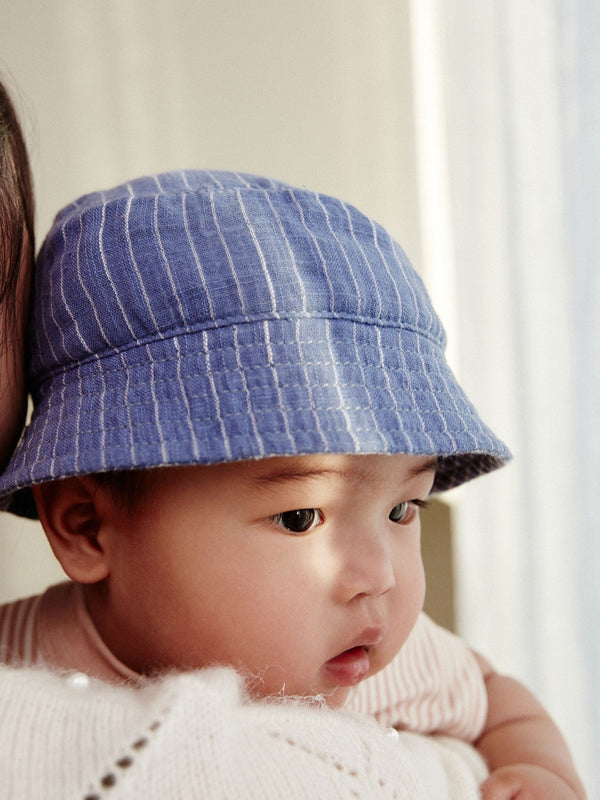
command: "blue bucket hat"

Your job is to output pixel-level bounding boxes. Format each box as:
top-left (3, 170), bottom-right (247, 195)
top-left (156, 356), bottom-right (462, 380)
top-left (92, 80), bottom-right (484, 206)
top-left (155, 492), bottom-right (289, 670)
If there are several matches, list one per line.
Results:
top-left (0, 169), bottom-right (510, 515)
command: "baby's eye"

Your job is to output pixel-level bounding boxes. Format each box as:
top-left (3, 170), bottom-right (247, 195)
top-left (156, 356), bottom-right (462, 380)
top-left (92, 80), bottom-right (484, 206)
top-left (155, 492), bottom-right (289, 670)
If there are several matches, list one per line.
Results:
top-left (273, 508), bottom-right (323, 535)
top-left (389, 500), bottom-right (426, 524)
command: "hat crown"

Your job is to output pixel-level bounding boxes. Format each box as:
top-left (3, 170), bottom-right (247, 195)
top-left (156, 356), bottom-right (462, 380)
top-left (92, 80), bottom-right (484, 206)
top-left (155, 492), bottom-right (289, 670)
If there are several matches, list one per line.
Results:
top-left (31, 170), bottom-right (444, 385)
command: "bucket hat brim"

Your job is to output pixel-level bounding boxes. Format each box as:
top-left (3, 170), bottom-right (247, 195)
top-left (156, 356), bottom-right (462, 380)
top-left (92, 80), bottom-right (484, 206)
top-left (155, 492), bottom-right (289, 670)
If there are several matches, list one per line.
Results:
top-left (2, 315), bottom-right (508, 512)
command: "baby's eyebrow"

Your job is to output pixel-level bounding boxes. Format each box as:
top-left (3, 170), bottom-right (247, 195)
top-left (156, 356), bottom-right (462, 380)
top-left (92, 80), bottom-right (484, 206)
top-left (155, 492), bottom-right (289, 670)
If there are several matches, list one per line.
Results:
top-left (250, 467), bottom-right (341, 489)
top-left (406, 457), bottom-right (439, 479)
top-left (250, 457), bottom-right (439, 491)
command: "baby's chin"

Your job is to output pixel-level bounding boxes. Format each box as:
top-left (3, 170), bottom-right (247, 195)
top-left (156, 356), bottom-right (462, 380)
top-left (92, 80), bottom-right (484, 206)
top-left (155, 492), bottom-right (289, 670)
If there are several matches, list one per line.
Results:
top-left (321, 685), bottom-right (352, 708)
top-left (240, 668), bottom-right (352, 708)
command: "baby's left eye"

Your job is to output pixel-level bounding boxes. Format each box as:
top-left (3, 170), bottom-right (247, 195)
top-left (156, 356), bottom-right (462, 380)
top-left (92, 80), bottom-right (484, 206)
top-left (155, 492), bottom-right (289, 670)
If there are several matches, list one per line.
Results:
top-left (389, 500), bottom-right (425, 524)
top-left (389, 502), bottom-right (410, 523)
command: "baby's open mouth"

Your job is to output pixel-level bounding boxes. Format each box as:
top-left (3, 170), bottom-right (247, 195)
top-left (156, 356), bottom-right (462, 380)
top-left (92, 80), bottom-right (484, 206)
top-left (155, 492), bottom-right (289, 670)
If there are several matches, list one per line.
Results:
top-left (323, 646), bottom-right (371, 685)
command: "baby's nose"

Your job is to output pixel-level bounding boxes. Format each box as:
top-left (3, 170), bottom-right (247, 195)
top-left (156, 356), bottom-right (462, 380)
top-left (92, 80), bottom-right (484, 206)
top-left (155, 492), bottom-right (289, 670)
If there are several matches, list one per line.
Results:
top-left (335, 530), bottom-right (396, 602)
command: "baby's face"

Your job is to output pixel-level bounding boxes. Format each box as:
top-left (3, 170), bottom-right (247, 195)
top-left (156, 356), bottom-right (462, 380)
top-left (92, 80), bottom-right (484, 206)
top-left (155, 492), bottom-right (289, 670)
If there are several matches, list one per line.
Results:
top-left (89, 453), bottom-right (435, 706)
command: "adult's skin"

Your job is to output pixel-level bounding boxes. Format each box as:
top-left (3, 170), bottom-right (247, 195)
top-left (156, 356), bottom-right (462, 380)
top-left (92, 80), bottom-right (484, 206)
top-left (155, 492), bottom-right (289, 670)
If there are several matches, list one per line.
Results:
top-left (0, 79), bottom-right (34, 470)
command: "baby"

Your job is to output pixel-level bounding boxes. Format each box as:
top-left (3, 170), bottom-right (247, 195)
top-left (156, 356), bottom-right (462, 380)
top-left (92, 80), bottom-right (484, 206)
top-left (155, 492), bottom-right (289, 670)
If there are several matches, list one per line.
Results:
top-left (0, 170), bottom-right (585, 798)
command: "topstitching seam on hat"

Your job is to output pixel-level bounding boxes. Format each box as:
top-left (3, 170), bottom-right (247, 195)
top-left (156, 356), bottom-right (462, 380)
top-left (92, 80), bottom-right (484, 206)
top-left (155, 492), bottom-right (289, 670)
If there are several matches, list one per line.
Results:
top-left (70, 181), bottom-right (300, 212)
top-left (34, 415), bottom-right (466, 442)
top-left (32, 320), bottom-right (446, 382)
top-left (33, 367), bottom-right (457, 400)
top-left (34, 387), bottom-right (460, 417)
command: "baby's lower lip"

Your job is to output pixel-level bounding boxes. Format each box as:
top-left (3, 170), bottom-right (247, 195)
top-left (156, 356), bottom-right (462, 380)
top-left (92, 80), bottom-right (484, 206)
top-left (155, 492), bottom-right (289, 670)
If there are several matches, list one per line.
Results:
top-left (323, 646), bottom-right (370, 686)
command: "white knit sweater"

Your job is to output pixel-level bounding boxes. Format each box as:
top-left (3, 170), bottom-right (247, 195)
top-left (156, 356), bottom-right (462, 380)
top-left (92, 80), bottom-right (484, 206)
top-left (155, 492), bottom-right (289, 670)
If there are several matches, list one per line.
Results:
top-left (0, 664), bottom-right (487, 799)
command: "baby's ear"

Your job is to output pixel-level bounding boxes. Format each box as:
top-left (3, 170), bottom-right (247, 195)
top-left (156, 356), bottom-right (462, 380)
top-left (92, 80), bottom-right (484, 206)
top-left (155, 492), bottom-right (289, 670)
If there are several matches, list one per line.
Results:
top-left (32, 477), bottom-right (110, 583)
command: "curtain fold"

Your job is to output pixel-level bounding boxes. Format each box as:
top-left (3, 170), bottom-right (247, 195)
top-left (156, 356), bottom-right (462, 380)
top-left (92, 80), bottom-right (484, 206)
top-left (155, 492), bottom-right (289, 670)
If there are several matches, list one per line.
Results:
top-left (410, 1), bottom-right (596, 793)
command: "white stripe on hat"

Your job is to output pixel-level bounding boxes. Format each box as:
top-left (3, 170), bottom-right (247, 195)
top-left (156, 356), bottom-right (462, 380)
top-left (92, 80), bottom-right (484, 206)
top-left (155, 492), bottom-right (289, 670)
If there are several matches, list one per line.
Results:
top-left (119, 350), bottom-right (137, 467)
top-left (434, 358), bottom-right (488, 449)
top-left (152, 179), bottom-right (187, 329)
top-left (31, 392), bottom-right (54, 482)
top-left (147, 345), bottom-right (168, 463)
top-left (376, 326), bottom-right (403, 439)
top-left (97, 353), bottom-right (109, 471)
top-left (342, 200), bottom-right (383, 319)
top-left (324, 318), bottom-right (361, 451)
top-left (233, 325), bottom-right (265, 457)
top-left (316, 194), bottom-right (363, 316)
top-left (77, 212), bottom-right (113, 350)
top-left (263, 192), bottom-right (308, 315)
top-left (391, 235), bottom-right (458, 449)
top-left (263, 321), bottom-right (295, 451)
top-left (210, 193), bottom-right (249, 319)
top-left (369, 217), bottom-right (402, 322)
top-left (288, 190), bottom-right (336, 311)
top-left (125, 191), bottom-right (164, 337)
top-left (74, 366), bottom-right (83, 473)
top-left (45, 223), bottom-right (70, 363)
top-left (182, 192), bottom-right (216, 322)
top-left (369, 222), bottom-right (435, 450)
top-left (173, 336), bottom-right (200, 461)
top-left (205, 171), bottom-right (225, 189)
top-left (294, 319), bottom-right (328, 450)
top-left (99, 198), bottom-right (136, 346)
top-left (391, 238), bottom-right (435, 336)
top-left (233, 171), bottom-right (252, 189)
top-left (49, 371), bottom-right (67, 479)
top-left (236, 189), bottom-right (279, 317)
top-left (38, 265), bottom-right (60, 365)
top-left (57, 218), bottom-right (90, 358)
top-left (352, 324), bottom-right (387, 448)
top-left (202, 329), bottom-right (232, 461)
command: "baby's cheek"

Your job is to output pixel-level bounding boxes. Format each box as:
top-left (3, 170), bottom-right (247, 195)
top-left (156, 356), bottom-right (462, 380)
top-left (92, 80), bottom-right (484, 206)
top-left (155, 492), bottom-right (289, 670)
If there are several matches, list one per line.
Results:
top-left (373, 600), bottom-right (423, 676)
top-left (369, 643), bottom-right (398, 680)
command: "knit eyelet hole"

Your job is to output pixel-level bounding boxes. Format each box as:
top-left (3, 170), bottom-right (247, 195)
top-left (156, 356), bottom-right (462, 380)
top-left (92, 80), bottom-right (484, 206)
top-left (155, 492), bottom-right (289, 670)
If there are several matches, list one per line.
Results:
top-left (132, 737), bottom-right (148, 750)
top-left (100, 773), bottom-right (117, 788)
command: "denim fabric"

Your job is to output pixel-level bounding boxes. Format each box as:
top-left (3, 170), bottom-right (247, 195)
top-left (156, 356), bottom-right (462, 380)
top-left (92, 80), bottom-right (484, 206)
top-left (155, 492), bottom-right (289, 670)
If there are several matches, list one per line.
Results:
top-left (0, 170), bottom-right (510, 511)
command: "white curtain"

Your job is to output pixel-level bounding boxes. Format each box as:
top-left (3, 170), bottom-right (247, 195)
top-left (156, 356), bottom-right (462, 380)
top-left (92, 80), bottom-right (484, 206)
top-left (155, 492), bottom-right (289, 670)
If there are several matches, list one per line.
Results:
top-left (410, 1), bottom-right (596, 792)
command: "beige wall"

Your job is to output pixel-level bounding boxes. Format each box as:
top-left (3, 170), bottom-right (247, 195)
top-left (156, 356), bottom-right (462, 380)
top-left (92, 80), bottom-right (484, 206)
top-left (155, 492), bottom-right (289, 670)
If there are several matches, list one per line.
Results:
top-left (0, 1), bottom-right (427, 604)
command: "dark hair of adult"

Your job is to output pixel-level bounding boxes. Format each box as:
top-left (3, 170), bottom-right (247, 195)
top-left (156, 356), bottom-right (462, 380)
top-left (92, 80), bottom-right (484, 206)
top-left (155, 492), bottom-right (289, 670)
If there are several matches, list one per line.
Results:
top-left (0, 78), bottom-right (35, 341)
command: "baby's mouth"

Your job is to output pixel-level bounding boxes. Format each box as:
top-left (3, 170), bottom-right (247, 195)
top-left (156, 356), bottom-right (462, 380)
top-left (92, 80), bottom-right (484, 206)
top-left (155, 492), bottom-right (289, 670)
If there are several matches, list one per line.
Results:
top-left (323, 625), bottom-right (385, 686)
top-left (323, 646), bottom-right (371, 685)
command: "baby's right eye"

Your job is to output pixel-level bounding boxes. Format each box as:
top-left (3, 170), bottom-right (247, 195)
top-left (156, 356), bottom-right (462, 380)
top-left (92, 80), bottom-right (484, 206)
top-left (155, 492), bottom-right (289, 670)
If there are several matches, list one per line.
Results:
top-left (272, 508), bottom-right (323, 535)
